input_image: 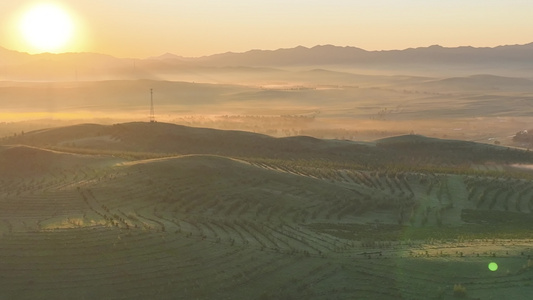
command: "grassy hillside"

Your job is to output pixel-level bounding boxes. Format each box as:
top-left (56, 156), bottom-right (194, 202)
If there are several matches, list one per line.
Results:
top-left (0, 144), bottom-right (123, 177)
top-left (4, 122), bottom-right (533, 170)
top-left (2, 122), bottom-right (533, 299)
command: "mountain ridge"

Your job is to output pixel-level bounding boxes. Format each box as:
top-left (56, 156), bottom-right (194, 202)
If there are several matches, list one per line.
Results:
top-left (2, 43), bottom-right (533, 80)
top-left (2, 42), bottom-right (533, 64)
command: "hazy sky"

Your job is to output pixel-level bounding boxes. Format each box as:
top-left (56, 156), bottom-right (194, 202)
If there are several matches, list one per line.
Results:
top-left (1, 0), bottom-right (532, 58)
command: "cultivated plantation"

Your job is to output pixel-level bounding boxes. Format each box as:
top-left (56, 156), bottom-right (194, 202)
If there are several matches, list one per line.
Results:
top-left (2, 122), bottom-right (533, 299)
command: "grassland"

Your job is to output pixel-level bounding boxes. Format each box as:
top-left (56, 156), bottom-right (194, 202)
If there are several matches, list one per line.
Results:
top-left (1, 122), bottom-right (533, 299)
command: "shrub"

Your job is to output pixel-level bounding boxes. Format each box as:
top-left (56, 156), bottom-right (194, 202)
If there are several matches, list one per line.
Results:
top-left (453, 284), bottom-right (467, 297)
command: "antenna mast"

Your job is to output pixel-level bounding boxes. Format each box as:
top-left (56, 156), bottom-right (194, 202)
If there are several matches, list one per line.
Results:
top-left (149, 88), bottom-right (155, 123)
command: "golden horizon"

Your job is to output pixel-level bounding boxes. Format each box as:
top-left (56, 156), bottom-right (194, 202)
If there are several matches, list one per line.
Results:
top-left (1, 1), bottom-right (532, 58)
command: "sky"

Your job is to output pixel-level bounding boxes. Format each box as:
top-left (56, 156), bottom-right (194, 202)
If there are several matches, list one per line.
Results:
top-left (1, 0), bottom-right (533, 58)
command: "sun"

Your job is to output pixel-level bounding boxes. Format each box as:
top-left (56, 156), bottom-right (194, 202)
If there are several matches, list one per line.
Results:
top-left (19, 3), bottom-right (74, 53)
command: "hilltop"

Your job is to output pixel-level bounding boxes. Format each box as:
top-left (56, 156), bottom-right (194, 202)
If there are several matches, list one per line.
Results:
top-left (4, 122), bottom-right (533, 169)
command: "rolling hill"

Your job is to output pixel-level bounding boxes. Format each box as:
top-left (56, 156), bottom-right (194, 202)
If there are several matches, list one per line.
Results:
top-left (2, 122), bottom-right (533, 299)
top-left (0, 144), bottom-right (122, 177)
top-left (4, 122), bottom-right (533, 168)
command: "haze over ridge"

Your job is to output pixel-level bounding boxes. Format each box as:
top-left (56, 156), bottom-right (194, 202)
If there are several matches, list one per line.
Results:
top-left (2, 42), bottom-right (533, 81)
top-left (2, 41), bottom-right (533, 60)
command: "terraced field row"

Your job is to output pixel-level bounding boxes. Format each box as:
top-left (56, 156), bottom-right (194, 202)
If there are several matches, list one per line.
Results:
top-left (2, 145), bottom-right (533, 298)
top-left (248, 160), bottom-right (472, 226)
top-left (465, 176), bottom-right (533, 213)
top-left (2, 225), bottom-right (533, 299)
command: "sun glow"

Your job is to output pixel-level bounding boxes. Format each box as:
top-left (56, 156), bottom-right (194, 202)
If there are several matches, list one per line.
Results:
top-left (18, 3), bottom-right (74, 53)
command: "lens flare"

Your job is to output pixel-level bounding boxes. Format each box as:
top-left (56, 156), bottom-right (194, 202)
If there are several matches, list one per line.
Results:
top-left (488, 262), bottom-right (498, 272)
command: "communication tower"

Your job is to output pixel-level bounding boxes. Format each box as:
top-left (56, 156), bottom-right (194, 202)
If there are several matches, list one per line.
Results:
top-left (149, 88), bottom-right (155, 123)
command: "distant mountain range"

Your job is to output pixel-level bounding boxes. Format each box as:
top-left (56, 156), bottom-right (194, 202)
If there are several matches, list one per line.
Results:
top-left (190, 43), bottom-right (533, 67)
top-left (1, 43), bottom-right (533, 80)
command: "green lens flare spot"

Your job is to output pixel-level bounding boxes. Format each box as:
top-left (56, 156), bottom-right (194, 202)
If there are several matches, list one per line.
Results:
top-left (488, 262), bottom-right (498, 272)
